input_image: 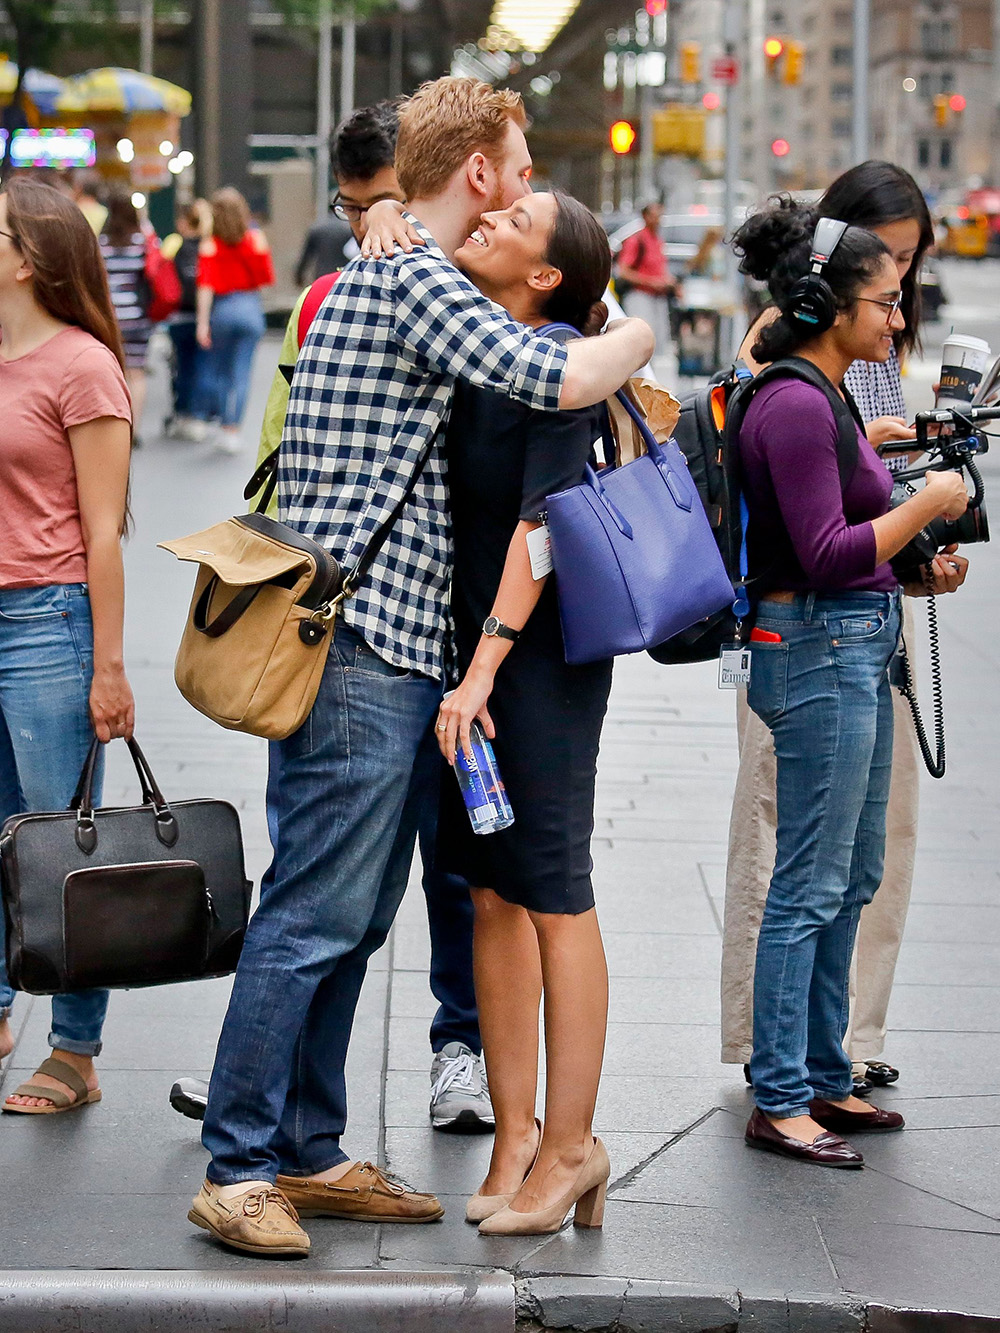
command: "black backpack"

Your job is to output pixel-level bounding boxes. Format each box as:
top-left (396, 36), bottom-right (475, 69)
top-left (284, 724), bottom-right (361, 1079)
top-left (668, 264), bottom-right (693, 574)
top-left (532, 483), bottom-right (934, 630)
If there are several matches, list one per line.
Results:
top-left (647, 355), bottom-right (864, 665)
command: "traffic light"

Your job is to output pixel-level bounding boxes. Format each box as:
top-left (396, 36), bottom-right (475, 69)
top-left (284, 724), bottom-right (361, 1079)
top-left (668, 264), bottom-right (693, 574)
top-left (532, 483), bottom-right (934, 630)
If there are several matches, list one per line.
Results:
top-left (679, 41), bottom-right (701, 84)
top-left (771, 138), bottom-right (791, 158)
top-left (653, 106), bottom-right (707, 157)
top-left (645, 0), bottom-right (667, 14)
top-left (949, 93), bottom-right (966, 113)
top-left (764, 36), bottom-right (784, 77)
top-left (934, 94), bottom-right (949, 127)
top-left (610, 120), bottom-right (637, 155)
top-left (783, 40), bottom-right (804, 85)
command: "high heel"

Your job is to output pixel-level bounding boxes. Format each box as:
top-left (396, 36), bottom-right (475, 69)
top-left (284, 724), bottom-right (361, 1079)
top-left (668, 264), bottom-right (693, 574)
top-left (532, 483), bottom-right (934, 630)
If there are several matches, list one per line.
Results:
top-left (478, 1137), bottom-right (610, 1236)
top-left (465, 1117), bottom-right (543, 1224)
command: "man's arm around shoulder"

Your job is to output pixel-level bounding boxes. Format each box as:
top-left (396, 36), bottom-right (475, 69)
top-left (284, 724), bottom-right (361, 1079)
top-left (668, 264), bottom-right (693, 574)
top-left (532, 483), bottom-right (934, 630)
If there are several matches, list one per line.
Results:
top-left (559, 318), bottom-right (655, 410)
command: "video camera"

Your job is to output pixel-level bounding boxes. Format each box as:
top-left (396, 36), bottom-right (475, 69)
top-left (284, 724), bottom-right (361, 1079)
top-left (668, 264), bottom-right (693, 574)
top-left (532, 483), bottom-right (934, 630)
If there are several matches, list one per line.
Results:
top-left (886, 354), bottom-right (999, 582)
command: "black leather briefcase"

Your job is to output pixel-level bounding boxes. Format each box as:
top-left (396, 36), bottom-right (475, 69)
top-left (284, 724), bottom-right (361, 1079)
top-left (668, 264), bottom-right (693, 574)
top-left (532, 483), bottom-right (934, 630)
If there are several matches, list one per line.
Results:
top-left (0, 737), bottom-right (252, 995)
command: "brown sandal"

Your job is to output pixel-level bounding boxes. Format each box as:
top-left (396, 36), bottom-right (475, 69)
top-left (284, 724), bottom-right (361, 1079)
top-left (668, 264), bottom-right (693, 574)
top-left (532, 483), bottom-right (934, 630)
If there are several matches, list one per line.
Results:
top-left (3, 1056), bottom-right (101, 1115)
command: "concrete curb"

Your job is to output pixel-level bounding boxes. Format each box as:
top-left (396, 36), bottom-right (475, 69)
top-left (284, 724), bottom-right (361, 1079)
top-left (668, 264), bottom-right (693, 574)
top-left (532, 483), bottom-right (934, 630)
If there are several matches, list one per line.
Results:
top-left (0, 1270), bottom-right (514, 1333)
top-left (516, 1277), bottom-right (1000, 1332)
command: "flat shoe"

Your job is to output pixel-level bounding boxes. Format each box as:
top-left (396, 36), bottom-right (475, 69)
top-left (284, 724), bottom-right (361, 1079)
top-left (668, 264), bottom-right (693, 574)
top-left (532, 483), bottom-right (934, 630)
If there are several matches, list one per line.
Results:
top-left (188, 1180), bottom-right (309, 1257)
top-left (745, 1108), bottom-right (864, 1168)
top-left (2, 1057), bottom-right (101, 1115)
top-left (809, 1098), bottom-right (904, 1133)
top-left (863, 1061), bottom-right (899, 1086)
top-left (277, 1162), bottom-right (444, 1222)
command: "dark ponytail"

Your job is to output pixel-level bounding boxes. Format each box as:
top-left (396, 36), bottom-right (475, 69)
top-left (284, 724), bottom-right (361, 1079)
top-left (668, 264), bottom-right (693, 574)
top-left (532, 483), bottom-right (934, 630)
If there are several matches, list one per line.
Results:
top-left (539, 192), bottom-right (611, 337)
top-left (732, 195), bottom-right (890, 362)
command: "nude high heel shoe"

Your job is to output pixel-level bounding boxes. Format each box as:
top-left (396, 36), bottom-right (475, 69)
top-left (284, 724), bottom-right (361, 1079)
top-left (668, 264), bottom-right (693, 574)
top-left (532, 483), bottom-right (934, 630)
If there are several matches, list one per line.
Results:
top-left (465, 1118), bottom-right (542, 1224)
top-left (477, 1137), bottom-right (610, 1236)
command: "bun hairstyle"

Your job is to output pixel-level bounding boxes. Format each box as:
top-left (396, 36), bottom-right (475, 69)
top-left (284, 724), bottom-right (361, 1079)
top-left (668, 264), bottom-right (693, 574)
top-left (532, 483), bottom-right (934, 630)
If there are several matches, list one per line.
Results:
top-left (540, 192), bottom-right (611, 337)
top-left (732, 195), bottom-right (890, 363)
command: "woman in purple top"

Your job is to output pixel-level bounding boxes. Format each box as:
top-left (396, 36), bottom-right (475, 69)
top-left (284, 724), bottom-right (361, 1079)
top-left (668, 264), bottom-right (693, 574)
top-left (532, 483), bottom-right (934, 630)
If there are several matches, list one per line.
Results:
top-left (731, 198), bottom-right (969, 1169)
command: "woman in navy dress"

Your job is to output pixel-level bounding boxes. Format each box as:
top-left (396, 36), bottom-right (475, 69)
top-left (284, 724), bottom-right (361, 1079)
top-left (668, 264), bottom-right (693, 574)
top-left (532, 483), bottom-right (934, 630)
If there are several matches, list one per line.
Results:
top-left (436, 191), bottom-right (621, 1236)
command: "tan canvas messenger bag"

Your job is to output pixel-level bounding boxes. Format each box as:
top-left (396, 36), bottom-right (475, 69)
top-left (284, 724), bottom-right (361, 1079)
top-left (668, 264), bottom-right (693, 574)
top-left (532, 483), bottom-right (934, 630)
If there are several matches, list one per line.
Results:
top-left (160, 438), bottom-right (434, 742)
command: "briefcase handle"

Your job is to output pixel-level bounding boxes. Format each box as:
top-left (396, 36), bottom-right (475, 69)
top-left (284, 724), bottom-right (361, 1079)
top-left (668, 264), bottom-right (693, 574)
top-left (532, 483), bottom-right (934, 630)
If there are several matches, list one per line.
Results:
top-left (69, 737), bottom-right (179, 856)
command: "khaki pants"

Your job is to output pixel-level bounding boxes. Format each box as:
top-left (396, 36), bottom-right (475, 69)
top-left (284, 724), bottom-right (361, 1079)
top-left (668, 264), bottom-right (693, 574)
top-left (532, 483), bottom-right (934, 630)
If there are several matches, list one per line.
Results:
top-left (720, 607), bottom-right (920, 1065)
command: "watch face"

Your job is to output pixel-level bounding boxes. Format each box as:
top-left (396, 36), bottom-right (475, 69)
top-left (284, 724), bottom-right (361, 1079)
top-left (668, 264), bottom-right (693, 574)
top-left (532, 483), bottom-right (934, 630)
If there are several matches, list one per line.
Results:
top-left (484, 616), bottom-right (499, 635)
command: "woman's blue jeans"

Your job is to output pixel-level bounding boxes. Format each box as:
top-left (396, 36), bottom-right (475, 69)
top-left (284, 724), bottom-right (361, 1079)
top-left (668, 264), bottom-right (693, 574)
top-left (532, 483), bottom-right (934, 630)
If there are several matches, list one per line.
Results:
top-left (194, 290), bottom-right (265, 427)
top-left (747, 590), bottom-right (902, 1118)
top-left (0, 584), bottom-right (108, 1056)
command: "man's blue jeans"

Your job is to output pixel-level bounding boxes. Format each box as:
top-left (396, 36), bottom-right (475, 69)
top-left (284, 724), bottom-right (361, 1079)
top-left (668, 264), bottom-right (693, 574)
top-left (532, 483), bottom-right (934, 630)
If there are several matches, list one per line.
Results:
top-left (263, 734), bottom-right (481, 1057)
top-left (747, 591), bottom-right (901, 1118)
top-left (202, 623), bottom-right (440, 1183)
top-left (0, 585), bottom-right (108, 1055)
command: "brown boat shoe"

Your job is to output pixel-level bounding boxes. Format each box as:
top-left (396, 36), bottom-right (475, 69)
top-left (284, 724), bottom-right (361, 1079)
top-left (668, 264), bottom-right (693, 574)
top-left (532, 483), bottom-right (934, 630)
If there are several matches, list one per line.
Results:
top-left (276, 1161), bottom-right (445, 1223)
top-left (188, 1180), bottom-right (310, 1257)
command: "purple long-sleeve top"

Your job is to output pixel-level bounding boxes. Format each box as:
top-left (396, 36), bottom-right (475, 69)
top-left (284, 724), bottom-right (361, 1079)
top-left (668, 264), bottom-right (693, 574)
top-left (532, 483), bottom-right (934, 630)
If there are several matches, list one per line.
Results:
top-left (739, 378), bottom-right (897, 594)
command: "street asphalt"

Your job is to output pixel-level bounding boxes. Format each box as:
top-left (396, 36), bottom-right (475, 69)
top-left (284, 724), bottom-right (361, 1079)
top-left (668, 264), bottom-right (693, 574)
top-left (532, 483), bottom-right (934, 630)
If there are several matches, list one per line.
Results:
top-left (1, 260), bottom-right (998, 1331)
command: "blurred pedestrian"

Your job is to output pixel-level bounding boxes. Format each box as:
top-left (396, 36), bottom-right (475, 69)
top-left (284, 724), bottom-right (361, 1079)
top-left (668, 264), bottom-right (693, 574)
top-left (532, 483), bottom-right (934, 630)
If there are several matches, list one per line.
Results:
top-left (161, 199), bottom-right (212, 441)
top-left (732, 199), bottom-right (968, 1167)
top-left (615, 200), bottom-right (678, 356)
top-left (294, 208), bottom-right (351, 287)
top-left (0, 177), bottom-right (134, 1115)
top-left (195, 187), bottom-right (274, 454)
top-left (723, 163), bottom-right (938, 1095)
top-left (437, 192), bottom-right (616, 1237)
top-left (72, 169), bottom-right (107, 237)
top-left (99, 188), bottom-right (152, 445)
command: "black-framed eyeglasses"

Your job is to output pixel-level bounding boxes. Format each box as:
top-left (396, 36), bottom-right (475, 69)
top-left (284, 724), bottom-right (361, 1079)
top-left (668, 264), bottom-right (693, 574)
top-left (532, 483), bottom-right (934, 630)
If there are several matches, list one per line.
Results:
top-left (857, 294), bottom-right (903, 323)
top-left (332, 197), bottom-right (367, 223)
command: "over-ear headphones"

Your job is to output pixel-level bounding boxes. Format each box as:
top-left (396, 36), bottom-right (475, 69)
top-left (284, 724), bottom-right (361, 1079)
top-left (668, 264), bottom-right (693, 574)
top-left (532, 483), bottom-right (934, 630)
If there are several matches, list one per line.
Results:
top-left (784, 217), bottom-right (849, 333)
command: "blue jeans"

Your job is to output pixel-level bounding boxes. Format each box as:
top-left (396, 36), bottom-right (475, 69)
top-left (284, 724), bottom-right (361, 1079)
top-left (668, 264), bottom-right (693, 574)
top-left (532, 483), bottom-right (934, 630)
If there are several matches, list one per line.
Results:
top-left (195, 290), bottom-right (265, 427)
top-left (168, 318), bottom-right (209, 419)
top-left (0, 584), bottom-right (108, 1056)
top-left (262, 732), bottom-right (480, 1057)
top-left (202, 623), bottom-right (441, 1182)
top-left (747, 591), bottom-right (901, 1118)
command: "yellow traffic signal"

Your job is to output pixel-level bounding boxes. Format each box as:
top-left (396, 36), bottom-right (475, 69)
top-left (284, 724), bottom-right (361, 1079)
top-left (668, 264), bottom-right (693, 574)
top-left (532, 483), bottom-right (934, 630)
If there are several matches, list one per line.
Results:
top-left (783, 40), bottom-right (804, 85)
top-left (934, 94), bottom-right (949, 127)
top-left (610, 120), bottom-right (637, 155)
top-left (680, 41), bottom-right (701, 84)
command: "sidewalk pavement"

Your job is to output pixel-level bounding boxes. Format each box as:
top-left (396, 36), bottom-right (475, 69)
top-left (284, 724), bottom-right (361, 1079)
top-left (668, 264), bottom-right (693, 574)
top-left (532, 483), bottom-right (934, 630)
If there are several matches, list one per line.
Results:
top-left (1, 334), bottom-right (998, 1332)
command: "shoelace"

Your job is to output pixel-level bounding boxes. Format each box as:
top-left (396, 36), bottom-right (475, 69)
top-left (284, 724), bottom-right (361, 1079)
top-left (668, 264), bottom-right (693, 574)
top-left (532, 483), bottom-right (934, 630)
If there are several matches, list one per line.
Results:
top-left (242, 1187), bottom-right (299, 1222)
top-left (356, 1162), bottom-right (408, 1195)
top-left (430, 1049), bottom-right (480, 1102)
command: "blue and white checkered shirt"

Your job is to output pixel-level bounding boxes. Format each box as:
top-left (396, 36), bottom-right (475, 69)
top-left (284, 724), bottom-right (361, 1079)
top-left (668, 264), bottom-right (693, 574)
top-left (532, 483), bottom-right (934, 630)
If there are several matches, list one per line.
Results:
top-left (279, 216), bottom-right (568, 680)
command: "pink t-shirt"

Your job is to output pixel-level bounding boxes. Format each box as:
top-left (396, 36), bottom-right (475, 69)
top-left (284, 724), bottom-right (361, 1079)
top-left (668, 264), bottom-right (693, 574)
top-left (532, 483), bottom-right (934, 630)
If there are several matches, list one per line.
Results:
top-left (0, 326), bottom-right (131, 588)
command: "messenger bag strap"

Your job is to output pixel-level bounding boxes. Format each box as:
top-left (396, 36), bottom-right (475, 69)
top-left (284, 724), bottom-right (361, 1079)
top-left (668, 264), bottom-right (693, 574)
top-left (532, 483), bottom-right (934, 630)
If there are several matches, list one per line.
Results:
top-left (340, 432), bottom-right (438, 598)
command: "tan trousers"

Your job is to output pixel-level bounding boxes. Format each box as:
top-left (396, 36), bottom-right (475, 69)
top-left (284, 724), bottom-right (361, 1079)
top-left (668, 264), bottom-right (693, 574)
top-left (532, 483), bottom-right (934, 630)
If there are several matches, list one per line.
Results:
top-left (720, 607), bottom-right (921, 1065)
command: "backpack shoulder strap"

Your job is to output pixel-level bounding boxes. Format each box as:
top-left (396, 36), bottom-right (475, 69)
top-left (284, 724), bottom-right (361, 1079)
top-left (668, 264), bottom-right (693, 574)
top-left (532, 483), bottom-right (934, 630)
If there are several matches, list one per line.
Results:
top-left (297, 271), bottom-right (340, 347)
top-left (740, 356), bottom-right (860, 490)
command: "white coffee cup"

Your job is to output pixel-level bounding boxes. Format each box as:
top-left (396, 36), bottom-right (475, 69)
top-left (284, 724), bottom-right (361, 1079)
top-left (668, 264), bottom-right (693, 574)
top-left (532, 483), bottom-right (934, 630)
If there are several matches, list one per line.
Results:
top-left (936, 334), bottom-right (992, 410)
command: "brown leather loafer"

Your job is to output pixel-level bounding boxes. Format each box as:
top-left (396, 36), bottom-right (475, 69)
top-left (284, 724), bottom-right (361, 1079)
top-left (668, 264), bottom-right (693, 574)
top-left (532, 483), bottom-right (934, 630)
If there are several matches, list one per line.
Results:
top-left (809, 1099), bottom-right (905, 1133)
top-left (188, 1180), bottom-right (310, 1257)
top-left (745, 1108), bottom-right (864, 1168)
top-left (276, 1162), bottom-right (445, 1223)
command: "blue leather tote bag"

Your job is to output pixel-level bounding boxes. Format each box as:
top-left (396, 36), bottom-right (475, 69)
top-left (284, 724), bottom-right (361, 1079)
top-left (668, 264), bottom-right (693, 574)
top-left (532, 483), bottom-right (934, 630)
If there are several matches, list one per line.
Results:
top-left (546, 389), bottom-right (735, 665)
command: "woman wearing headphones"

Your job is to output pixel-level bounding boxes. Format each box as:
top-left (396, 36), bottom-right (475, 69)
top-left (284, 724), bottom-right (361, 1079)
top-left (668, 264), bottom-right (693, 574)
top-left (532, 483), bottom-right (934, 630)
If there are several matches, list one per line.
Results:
top-left (722, 163), bottom-right (948, 1097)
top-left (732, 199), bottom-right (968, 1166)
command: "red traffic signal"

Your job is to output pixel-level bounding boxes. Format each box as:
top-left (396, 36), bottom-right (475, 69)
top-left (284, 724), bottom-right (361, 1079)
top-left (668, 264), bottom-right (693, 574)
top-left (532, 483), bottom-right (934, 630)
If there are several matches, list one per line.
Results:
top-left (949, 93), bottom-right (966, 112)
top-left (764, 37), bottom-right (784, 59)
top-left (645, 0), bottom-right (667, 14)
top-left (771, 138), bottom-right (791, 157)
top-left (702, 91), bottom-right (721, 110)
top-left (610, 120), bottom-right (637, 155)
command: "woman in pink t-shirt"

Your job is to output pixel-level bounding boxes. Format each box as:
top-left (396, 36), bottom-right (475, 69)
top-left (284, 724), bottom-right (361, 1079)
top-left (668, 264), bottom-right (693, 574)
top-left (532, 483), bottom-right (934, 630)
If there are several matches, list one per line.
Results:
top-left (0, 178), bottom-right (134, 1116)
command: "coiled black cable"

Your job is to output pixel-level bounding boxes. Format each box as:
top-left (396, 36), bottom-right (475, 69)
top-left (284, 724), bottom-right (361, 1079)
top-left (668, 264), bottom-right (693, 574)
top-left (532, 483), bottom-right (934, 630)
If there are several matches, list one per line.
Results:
top-left (897, 593), bottom-right (946, 778)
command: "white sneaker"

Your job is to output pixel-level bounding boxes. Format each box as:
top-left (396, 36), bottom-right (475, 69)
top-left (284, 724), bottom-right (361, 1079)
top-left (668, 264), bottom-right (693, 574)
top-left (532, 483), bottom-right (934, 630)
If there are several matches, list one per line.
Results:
top-left (215, 428), bottom-right (242, 455)
top-left (429, 1042), bottom-right (495, 1133)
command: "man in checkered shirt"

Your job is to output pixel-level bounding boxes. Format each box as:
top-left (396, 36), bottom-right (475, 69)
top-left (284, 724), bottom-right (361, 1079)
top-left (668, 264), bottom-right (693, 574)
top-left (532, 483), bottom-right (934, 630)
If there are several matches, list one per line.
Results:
top-left (193, 78), bottom-right (653, 1257)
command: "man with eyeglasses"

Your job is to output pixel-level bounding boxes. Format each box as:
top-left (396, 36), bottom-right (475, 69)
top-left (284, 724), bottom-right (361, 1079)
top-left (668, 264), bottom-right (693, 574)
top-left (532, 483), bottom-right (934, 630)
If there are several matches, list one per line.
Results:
top-left (169, 98), bottom-right (494, 1139)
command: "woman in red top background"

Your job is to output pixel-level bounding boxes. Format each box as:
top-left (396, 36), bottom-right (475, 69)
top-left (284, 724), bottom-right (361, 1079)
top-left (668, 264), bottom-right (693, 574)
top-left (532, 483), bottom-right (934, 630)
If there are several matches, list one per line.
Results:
top-left (195, 187), bottom-right (274, 454)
